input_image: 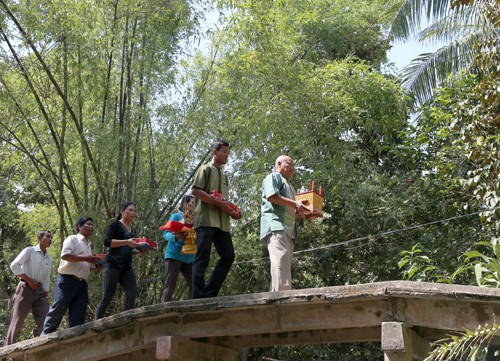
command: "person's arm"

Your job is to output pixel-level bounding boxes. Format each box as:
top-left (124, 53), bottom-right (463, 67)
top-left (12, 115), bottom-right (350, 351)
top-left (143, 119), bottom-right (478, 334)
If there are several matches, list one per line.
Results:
top-left (267, 194), bottom-right (311, 214)
top-left (60, 236), bottom-right (101, 266)
top-left (61, 253), bottom-right (100, 264)
top-left (10, 248), bottom-right (41, 291)
top-left (41, 258), bottom-right (52, 296)
top-left (104, 221), bottom-right (139, 249)
top-left (163, 230), bottom-right (181, 244)
top-left (191, 165), bottom-right (236, 217)
top-left (18, 273), bottom-right (41, 291)
top-left (264, 173), bottom-right (311, 216)
top-left (192, 187), bottom-right (234, 216)
top-left (109, 239), bottom-right (138, 248)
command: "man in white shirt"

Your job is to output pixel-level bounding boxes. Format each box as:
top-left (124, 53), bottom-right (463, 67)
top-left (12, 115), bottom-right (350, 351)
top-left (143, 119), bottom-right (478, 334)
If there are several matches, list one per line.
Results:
top-left (41, 217), bottom-right (100, 334)
top-left (5, 230), bottom-right (53, 345)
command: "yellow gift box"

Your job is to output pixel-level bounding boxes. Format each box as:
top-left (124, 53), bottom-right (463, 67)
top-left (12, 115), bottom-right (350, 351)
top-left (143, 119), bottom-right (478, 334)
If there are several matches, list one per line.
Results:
top-left (295, 190), bottom-right (324, 214)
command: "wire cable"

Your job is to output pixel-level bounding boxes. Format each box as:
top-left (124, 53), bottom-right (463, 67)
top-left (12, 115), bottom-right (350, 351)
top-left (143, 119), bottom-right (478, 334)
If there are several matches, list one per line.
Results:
top-left (234, 206), bottom-right (500, 265)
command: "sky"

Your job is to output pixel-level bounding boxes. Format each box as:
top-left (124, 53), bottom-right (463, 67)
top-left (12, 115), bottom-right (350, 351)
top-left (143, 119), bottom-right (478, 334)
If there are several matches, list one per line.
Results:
top-left (387, 37), bottom-right (442, 74)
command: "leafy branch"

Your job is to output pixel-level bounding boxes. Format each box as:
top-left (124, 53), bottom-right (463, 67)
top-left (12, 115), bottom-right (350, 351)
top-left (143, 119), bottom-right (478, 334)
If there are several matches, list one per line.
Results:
top-left (425, 321), bottom-right (500, 361)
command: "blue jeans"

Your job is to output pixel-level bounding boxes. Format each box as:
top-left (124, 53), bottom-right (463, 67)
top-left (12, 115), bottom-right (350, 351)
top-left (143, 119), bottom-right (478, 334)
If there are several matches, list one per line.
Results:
top-left (41, 274), bottom-right (88, 334)
top-left (94, 266), bottom-right (137, 319)
top-left (192, 227), bottom-right (234, 299)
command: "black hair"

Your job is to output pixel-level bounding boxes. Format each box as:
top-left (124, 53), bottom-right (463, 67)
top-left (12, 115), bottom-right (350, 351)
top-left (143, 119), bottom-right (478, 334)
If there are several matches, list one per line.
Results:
top-left (37, 230), bottom-right (51, 240)
top-left (76, 217), bottom-right (93, 233)
top-left (116, 201), bottom-right (136, 221)
top-left (179, 195), bottom-right (194, 211)
top-left (211, 138), bottom-right (230, 151)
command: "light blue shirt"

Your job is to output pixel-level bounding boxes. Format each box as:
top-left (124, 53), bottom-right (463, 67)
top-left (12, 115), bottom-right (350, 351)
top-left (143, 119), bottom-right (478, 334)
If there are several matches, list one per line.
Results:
top-left (163, 212), bottom-right (195, 264)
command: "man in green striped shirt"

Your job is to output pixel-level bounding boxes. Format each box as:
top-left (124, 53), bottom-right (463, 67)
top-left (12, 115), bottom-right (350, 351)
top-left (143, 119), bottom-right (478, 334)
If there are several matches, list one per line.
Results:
top-left (191, 139), bottom-right (240, 298)
top-left (260, 155), bottom-right (312, 291)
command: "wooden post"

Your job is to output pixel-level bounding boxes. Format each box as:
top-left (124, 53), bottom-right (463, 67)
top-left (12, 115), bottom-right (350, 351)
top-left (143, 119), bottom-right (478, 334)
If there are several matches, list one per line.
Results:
top-left (381, 322), bottom-right (430, 361)
top-left (156, 336), bottom-right (239, 361)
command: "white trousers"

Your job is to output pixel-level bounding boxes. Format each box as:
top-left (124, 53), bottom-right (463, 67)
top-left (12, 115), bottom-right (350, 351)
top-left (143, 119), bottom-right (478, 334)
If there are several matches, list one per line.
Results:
top-left (265, 231), bottom-right (294, 292)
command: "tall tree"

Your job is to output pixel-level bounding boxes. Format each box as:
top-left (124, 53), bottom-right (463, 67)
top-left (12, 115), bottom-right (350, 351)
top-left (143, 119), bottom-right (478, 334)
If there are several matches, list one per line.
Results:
top-left (0, 0), bottom-right (201, 338)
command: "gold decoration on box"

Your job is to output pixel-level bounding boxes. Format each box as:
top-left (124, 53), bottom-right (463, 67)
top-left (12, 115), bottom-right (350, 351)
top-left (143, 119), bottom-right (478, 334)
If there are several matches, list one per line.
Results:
top-left (181, 197), bottom-right (196, 255)
top-left (295, 181), bottom-right (324, 215)
top-left (181, 230), bottom-right (197, 255)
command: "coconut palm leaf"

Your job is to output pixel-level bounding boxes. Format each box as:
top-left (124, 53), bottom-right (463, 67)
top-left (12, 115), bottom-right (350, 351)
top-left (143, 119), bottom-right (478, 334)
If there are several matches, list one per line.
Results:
top-left (424, 321), bottom-right (500, 361)
top-left (399, 31), bottom-right (486, 104)
top-left (419, 4), bottom-right (497, 43)
top-left (386, 0), bottom-right (499, 106)
top-left (385, 0), bottom-right (452, 41)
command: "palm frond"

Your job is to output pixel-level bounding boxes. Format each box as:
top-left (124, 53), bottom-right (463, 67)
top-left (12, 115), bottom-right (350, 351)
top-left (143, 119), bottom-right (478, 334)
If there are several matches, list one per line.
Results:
top-left (418, 6), bottom-right (476, 43)
top-left (419, 4), bottom-right (497, 44)
top-left (400, 32), bottom-right (482, 105)
top-left (386, 0), bottom-right (453, 42)
top-left (387, 0), bottom-right (499, 108)
top-left (424, 321), bottom-right (500, 361)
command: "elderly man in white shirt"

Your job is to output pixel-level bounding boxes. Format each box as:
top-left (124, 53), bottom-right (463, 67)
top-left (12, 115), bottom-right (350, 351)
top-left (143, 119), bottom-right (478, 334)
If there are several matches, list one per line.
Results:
top-left (5, 230), bottom-right (53, 345)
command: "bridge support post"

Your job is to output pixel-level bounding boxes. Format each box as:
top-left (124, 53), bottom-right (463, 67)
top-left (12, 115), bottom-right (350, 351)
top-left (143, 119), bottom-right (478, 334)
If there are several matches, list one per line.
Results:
top-left (381, 322), bottom-right (430, 361)
top-left (156, 336), bottom-right (239, 361)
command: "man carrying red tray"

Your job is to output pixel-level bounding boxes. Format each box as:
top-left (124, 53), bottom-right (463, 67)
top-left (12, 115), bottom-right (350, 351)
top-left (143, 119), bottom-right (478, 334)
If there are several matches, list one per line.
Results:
top-left (190, 139), bottom-right (240, 299)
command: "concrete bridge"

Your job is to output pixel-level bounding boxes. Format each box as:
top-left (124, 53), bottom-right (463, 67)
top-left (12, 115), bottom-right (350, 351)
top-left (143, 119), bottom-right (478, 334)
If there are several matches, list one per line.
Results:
top-left (1, 281), bottom-right (500, 361)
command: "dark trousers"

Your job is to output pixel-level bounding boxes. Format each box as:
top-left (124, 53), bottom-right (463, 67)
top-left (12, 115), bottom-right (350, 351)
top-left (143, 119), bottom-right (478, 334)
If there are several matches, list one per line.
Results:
top-left (94, 266), bottom-right (137, 319)
top-left (41, 274), bottom-right (88, 334)
top-left (161, 259), bottom-right (193, 302)
top-left (5, 281), bottom-right (49, 345)
top-left (192, 227), bottom-right (234, 299)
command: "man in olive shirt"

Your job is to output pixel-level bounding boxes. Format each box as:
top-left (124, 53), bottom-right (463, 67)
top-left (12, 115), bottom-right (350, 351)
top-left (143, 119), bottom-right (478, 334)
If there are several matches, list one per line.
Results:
top-left (260, 155), bottom-right (312, 291)
top-left (191, 139), bottom-right (240, 299)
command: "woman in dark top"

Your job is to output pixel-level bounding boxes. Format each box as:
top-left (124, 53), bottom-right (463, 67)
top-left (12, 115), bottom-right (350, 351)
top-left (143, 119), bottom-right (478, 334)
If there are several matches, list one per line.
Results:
top-left (95, 202), bottom-right (145, 319)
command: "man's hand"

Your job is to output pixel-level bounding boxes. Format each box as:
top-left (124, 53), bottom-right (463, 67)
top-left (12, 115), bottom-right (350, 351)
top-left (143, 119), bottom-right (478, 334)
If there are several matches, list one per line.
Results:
top-left (231, 209), bottom-right (242, 220)
top-left (85, 255), bottom-right (101, 264)
top-left (294, 200), bottom-right (311, 215)
top-left (218, 199), bottom-right (236, 216)
top-left (210, 190), bottom-right (242, 220)
top-left (27, 279), bottom-right (41, 291)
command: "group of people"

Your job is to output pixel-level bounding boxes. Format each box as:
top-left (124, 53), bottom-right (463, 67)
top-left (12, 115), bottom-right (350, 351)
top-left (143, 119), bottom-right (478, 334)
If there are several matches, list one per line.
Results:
top-left (5, 138), bottom-right (318, 345)
top-left (5, 205), bottom-right (148, 345)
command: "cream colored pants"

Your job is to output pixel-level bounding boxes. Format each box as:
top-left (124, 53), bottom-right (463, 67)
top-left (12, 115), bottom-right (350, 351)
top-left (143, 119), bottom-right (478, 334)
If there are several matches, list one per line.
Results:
top-left (265, 231), bottom-right (294, 291)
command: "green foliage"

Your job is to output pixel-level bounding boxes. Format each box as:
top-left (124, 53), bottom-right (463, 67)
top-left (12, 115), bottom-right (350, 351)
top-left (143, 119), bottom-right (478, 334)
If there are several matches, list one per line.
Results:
top-left (0, 0), bottom-right (496, 356)
top-left (249, 343), bottom-right (384, 361)
top-left (0, 0), bottom-right (197, 340)
top-left (391, 66), bottom-right (499, 290)
top-left (460, 238), bottom-right (500, 288)
top-left (425, 321), bottom-right (500, 361)
top-left (399, 243), bottom-right (443, 282)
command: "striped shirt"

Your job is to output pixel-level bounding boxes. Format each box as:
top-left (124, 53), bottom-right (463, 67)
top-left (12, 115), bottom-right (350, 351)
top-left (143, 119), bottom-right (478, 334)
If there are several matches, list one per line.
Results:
top-left (10, 245), bottom-right (52, 292)
top-left (260, 172), bottom-right (297, 240)
top-left (192, 160), bottom-right (230, 232)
